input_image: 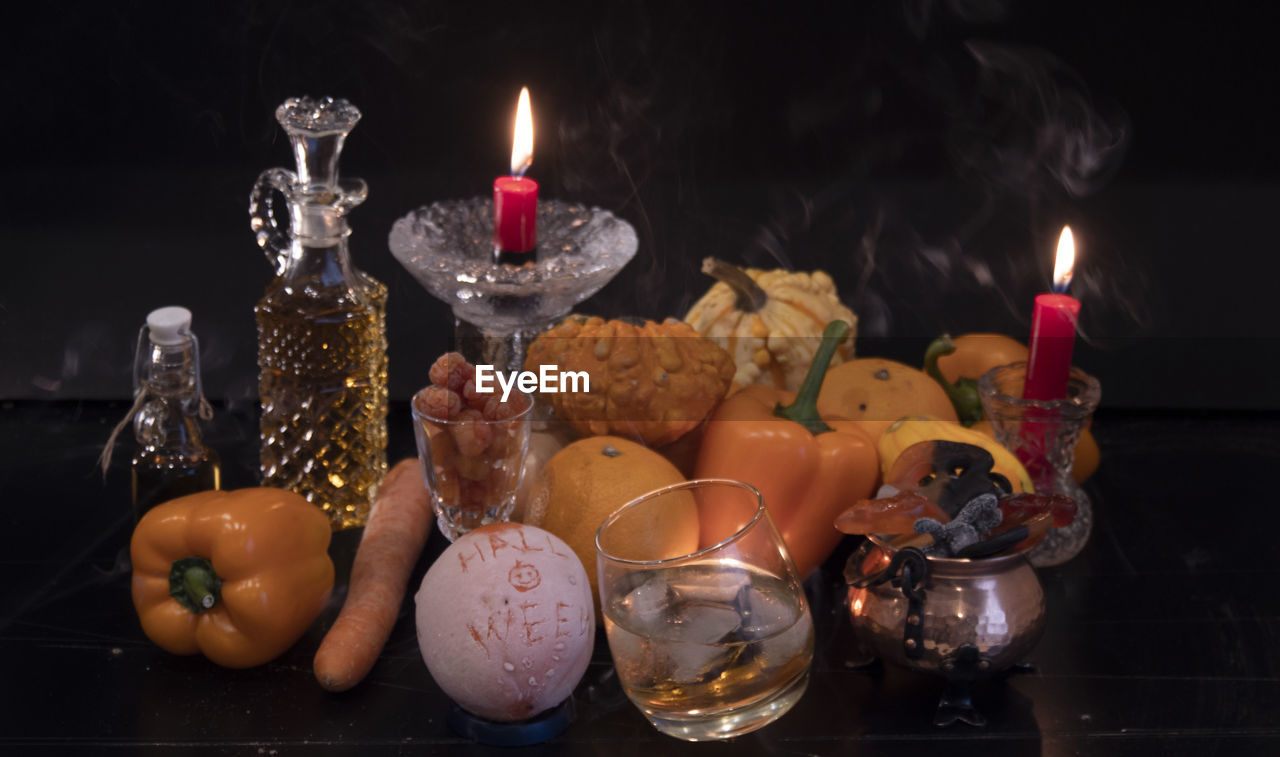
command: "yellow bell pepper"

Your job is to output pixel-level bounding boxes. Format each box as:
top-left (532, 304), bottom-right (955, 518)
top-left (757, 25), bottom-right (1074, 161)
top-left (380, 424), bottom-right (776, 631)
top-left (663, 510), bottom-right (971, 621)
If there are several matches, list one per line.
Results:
top-left (695, 321), bottom-right (880, 578)
top-left (130, 488), bottom-right (334, 668)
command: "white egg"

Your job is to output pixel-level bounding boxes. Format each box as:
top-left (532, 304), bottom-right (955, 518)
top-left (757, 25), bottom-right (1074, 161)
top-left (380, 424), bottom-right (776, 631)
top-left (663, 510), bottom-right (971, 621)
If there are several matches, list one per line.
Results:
top-left (415, 523), bottom-right (595, 722)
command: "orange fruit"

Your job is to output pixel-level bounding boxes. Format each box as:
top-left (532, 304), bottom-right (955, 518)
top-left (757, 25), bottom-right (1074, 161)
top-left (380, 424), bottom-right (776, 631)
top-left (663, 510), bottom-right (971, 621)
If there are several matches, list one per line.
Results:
top-left (1072, 426), bottom-right (1101, 482)
top-left (936, 333), bottom-right (1028, 384)
top-left (522, 436), bottom-right (696, 606)
top-left (817, 357), bottom-right (959, 441)
top-left (511, 424), bottom-right (574, 522)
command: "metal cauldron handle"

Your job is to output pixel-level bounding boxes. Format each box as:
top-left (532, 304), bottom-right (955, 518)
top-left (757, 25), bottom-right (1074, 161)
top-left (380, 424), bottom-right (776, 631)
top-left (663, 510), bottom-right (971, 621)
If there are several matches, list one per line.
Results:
top-left (847, 546), bottom-right (929, 660)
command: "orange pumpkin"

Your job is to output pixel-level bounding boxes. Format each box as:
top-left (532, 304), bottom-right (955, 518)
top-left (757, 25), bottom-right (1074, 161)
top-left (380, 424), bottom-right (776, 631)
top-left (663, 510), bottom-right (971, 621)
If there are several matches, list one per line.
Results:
top-left (816, 357), bottom-right (959, 441)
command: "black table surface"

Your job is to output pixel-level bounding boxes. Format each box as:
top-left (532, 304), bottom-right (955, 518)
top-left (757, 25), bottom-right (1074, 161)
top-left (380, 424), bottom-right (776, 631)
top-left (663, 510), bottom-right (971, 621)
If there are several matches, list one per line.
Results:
top-left (3, 400), bottom-right (1278, 755)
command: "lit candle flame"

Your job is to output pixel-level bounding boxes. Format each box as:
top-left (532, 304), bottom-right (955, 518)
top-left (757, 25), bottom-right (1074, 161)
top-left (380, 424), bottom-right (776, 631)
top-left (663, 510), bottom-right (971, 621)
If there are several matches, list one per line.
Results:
top-left (1052, 225), bottom-right (1075, 294)
top-left (510, 87), bottom-right (533, 177)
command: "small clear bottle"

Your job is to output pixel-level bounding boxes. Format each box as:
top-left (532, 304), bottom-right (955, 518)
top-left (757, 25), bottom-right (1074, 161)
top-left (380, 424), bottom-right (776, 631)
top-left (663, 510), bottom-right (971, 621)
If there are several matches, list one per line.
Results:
top-left (131, 306), bottom-right (221, 521)
top-left (249, 96), bottom-right (388, 530)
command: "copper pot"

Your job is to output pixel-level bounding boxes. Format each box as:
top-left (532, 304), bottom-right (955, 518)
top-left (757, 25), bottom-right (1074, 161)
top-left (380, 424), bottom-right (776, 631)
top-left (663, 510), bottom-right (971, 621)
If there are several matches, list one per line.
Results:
top-left (845, 536), bottom-right (1045, 677)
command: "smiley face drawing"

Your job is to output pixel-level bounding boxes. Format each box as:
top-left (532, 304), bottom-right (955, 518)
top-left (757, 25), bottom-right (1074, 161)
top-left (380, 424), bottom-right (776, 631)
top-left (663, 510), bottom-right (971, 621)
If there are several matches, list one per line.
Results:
top-left (508, 560), bottom-right (542, 592)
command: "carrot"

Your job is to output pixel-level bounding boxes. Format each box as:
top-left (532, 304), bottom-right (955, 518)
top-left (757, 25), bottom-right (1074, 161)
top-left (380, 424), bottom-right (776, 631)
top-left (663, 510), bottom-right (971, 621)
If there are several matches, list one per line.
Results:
top-left (314, 458), bottom-right (434, 691)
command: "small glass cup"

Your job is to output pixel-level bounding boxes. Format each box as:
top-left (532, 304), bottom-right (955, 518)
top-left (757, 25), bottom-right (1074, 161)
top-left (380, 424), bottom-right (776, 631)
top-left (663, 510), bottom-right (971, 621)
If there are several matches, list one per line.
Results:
top-left (411, 387), bottom-right (533, 541)
top-left (595, 479), bottom-right (814, 741)
top-left (978, 362), bottom-right (1101, 567)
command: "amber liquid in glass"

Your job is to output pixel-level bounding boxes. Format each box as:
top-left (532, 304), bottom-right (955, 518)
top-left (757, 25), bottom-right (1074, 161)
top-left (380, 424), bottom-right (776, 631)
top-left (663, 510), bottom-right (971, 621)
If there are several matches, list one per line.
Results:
top-left (256, 280), bottom-right (388, 530)
top-left (603, 563), bottom-right (813, 728)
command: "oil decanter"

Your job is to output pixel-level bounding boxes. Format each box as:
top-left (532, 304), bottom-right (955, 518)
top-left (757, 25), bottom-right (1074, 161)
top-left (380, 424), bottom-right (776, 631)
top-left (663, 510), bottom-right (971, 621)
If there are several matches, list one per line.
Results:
top-left (249, 96), bottom-right (387, 530)
top-left (130, 306), bottom-right (221, 521)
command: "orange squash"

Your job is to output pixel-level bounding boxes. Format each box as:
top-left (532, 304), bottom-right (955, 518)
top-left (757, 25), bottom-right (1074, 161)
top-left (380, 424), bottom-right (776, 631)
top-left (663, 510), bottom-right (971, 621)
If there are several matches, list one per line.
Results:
top-left (523, 316), bottom-right (735, 447)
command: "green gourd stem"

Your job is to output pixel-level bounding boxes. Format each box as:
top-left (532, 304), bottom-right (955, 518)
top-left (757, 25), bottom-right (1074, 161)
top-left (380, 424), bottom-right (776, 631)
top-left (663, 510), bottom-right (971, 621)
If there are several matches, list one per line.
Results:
top-left (701, 257), bottom-right (768, 312)
top-left (169, 556), bottom-right (223, 614)
top-left (774, 320), bottom-right (849, 435)
top-left (924, 335), bottom-right (984, 426)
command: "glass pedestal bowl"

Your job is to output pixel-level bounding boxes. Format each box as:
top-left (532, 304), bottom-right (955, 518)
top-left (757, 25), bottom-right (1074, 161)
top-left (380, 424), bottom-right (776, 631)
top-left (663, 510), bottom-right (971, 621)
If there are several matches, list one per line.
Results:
top-left (389, 198), bottom-right (638, 373)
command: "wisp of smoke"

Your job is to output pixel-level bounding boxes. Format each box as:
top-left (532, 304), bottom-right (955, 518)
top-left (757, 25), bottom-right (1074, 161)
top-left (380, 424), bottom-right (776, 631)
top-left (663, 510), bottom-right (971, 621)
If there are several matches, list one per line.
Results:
top-left (960, 40), bottom-right (1130, 199)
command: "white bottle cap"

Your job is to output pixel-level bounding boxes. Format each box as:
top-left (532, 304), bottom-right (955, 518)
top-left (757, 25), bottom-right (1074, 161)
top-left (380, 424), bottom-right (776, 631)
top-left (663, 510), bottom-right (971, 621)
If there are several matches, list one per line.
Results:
top-left (146, 306), bottom-right (193, 346)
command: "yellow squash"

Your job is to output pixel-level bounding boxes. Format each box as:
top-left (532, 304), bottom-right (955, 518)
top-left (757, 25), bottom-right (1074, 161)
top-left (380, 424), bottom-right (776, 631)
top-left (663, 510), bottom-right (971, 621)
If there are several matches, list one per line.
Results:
top-left (878, 414), bottom-right (1034, 493)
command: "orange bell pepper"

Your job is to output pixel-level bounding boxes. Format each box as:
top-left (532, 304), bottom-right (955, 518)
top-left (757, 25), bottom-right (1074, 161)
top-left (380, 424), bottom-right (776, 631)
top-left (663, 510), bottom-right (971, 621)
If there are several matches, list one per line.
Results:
top-left (924, 334), bottom-right (1028, 426)
top-left (695, 321), bottom-right (879, 578)
top-left (130, 487), bottom-right (335, 668)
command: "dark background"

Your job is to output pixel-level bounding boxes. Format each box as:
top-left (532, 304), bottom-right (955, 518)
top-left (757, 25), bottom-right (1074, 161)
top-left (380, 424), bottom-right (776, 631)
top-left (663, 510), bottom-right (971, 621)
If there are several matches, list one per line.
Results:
top-left (3, 0), bottom-right (1277, 409)
top-left (4, 5), bottom-right (1280, 753)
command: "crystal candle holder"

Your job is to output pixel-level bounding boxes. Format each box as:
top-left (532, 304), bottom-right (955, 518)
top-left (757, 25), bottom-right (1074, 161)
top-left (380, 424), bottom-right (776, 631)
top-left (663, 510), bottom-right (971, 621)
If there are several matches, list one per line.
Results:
top-left (978, 362), bottom-right (1101, 567)
top-left (389, 198), bottom-right (638, 373)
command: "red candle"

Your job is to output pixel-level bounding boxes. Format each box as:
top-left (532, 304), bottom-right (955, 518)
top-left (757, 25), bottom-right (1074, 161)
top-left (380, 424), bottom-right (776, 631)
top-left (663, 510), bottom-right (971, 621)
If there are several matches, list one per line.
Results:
top-left (1024, 227), bottom-right (1080, 401)
top-left (493, 176), bottom-right (537, 253)
top-left (494, 87), bottom-right (538, 256)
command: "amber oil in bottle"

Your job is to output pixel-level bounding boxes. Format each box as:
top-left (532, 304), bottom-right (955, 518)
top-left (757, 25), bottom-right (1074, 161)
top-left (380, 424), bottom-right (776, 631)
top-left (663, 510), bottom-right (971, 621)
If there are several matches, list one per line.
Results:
top-left (250, 97), bottom-right (388, 529)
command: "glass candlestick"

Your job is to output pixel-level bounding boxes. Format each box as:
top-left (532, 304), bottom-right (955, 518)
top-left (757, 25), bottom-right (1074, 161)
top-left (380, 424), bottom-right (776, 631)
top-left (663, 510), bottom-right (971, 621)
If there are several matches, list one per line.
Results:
top-left (978, 362), bottom-right (1101, 567)
top-left (388, 198), bottom-right (638, 373)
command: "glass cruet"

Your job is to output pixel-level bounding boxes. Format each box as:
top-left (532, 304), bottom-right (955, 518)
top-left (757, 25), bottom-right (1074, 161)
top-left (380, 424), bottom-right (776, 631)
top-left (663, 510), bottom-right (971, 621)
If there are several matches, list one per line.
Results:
top-left (249, 96), bottom-right (388, 530)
